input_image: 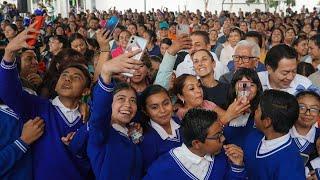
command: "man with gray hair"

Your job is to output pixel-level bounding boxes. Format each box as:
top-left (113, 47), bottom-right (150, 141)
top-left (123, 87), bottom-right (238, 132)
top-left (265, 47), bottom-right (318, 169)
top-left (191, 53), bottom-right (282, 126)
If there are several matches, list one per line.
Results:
top-left (219, 40), bottom-right (261, 84)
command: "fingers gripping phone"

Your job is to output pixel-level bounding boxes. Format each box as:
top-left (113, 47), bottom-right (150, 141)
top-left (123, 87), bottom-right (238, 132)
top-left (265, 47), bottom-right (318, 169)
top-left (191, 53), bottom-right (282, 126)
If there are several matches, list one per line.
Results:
top-left (237, 81), bottom-right (251, 103)
top-left (105, 16), bottom-right (119, 38)
top-left (27, 16), bottom-right (44, 46)
top-left (122, 35), bottom-right (148, 77)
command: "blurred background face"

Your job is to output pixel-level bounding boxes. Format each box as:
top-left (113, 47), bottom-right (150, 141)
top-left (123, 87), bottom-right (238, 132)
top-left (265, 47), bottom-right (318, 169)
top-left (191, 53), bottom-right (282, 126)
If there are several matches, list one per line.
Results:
top-left (118, 31), bottom-right (131, 49)
top-left (71, 39), bottom-right (87, 54)
top-left (4, 25), bottom-right (17, 39)
top-left (294, 40), bottom-right (309, 57)
top-left (20, 51), bottom-right (38, 76)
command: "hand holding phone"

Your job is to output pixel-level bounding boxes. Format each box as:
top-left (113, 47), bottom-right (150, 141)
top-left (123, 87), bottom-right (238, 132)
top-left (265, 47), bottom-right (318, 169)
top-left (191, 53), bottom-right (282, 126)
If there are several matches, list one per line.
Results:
top-left (237, 81), bottom-right (251, 104)
top-left (122, 35), bottom-right (148, 77)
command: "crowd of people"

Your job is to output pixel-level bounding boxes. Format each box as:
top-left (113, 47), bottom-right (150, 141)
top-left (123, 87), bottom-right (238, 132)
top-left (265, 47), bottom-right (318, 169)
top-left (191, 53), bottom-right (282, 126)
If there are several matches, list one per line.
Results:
top-left (1, 3), bottom-right (320, 180)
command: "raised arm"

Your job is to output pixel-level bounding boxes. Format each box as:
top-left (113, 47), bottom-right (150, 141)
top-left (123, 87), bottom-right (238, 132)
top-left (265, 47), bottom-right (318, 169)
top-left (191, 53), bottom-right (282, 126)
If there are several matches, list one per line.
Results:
top-left (154, 34), bottom-right (191, 89)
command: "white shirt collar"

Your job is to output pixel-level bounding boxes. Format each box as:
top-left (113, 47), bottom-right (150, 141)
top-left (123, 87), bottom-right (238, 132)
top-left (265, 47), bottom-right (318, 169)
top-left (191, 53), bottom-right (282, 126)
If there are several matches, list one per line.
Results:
top-left (290, 124), bottom-right (316, 143)
top-left (172, 144), bottom-right (214, 180)
top-left (51, 97), bottom-right (81, 124)
top-left (150, 119), bottom-right (180, 140)
top-left (112, 123), bottom-right (129, 137)
top-left (259, 133), bottom-right (291, 154)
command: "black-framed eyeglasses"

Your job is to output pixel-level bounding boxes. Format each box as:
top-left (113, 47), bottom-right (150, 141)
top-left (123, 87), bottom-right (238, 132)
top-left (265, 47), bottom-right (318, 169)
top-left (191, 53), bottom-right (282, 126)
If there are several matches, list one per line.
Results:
top-left (299, 104), bottom-right (320, 116)
top-left (206, 131), bottom-right (224, 143)
top-left (232, 55), bottom-right (256, 63)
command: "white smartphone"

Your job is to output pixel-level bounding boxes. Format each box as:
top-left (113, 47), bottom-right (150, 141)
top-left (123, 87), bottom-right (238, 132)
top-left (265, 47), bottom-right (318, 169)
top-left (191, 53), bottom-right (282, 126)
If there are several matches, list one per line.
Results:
top-left (176, 24), bottom-right (190, 36)
top-left (122, 35), bottom-right (148, 77)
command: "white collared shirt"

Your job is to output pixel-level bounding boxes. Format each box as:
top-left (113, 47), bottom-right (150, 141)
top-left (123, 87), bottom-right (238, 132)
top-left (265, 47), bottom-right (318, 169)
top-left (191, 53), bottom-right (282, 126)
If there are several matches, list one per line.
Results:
top-left (150, 119), bottom-right (180, 140)
top-left (258, 71), bottom-right (313, 95)
top-left (290, 125), bottom-right (316, 145)
top-left (112, 123), bottom-right (129, 137)
top-left (259, 133), bottom-right (291, 154)
top-left (173, 144), bottom-right (214, 180)
top-left (175, 52), bottom-right (229, 79)
top-left (51, 97), bottom-right (81, 124)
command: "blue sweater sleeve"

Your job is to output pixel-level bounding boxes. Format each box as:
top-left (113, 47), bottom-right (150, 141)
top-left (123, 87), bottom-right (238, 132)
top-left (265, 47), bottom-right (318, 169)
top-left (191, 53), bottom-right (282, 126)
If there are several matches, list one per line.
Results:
top-left (0, 60), bottom-right (44, 122)
top-left (87, 77), bottom-right (114, 176)
top-left (225, 164), bottom-right (246, 180)
top-left (0, 138), bottom-right (29, 176)
top-left (68, 123), bottom-right (89, 157)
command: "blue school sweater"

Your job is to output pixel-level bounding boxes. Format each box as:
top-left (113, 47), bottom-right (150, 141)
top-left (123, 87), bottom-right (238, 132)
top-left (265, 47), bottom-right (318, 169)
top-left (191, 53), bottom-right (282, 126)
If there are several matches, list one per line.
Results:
top-left (292, 127), bottom-right (320, 156)
top-left (144, 149), bottom-right (246, 180)
top-left (223, 116), bottom-right (255, 149)
top-left (139, 117), bottom-right (183, 172)
top-left (87, 78), bottom-right (142, 180)
top-left (244, 130), bottom-right (305, 180)
top-left (0, 105), bottom-right (32, 180)
top-left (0, 60), bottom-right (90, 180)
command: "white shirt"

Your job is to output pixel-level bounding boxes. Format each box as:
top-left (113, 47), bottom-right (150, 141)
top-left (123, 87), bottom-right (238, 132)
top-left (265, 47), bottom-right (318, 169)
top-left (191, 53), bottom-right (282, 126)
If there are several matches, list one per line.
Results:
top-left (290, 125), bottom-right (316, 145)
top-left (229, 113), bottom-right (250, 127)
top-left (150, 119), bottom-right (180, 140)
top-left (173, 144), bottom-right (214, 180)
top-left (51, 97), bottom-right (81, 124)
top-left (219, 44), bottom-right (235, 66)
top-left (258, 71), bottom-right (313, 95)
top-left (258, 133), bottom-right (291, 155)
top-left (176, 52), bottom-right (229, 79)
top-left (112, 123), bottom-right (129, 137)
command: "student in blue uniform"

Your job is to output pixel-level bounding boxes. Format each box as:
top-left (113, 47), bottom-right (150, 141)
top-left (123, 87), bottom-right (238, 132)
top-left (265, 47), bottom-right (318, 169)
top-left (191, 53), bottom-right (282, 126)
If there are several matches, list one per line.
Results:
top-left (139, 84), bottom-right (183, 172)
top-left (0, 26), bottom-right (92, 180)
top-left (0, 98), bottom-right (44, 180)
top-left (244, 90), bottom-right (305, 180)
top-left (290, 91), bottom-right (320, 178)
top-left (87, 49), bottom-right (144, 180)
top-left (145, 109), bottom-right (246, 180)
top-left (223, 68), bottom-right (263, 149)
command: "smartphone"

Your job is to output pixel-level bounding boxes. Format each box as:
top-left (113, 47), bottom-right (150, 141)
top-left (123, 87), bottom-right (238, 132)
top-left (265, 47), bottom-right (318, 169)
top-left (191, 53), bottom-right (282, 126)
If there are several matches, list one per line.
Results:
top-left (301, 153), bottom-right (310, 166)
top-left (237, 81), bottom-right (251, 103)
top-left (105, 16), bottom-right (119, 38)
top-left (26, 16), bottom-right (44, 46)
top-left (176, 24), bottom-right (190, 36)
top-left (122, 35), bottom-right (148, 77)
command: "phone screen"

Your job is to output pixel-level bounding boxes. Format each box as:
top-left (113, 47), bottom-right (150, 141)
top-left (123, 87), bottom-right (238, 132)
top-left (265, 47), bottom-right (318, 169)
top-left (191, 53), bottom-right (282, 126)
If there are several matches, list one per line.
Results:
top-left (105, 16), bottom-right (119, 38)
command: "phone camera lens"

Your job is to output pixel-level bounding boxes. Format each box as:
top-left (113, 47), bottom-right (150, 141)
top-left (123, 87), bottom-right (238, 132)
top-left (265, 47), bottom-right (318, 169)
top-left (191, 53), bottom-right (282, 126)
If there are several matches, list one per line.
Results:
top-left (130, 40), bottom-right (134, 43)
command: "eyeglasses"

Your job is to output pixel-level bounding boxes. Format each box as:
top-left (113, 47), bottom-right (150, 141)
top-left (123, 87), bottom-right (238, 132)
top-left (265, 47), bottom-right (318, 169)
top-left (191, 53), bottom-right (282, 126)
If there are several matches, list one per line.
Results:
top-left (206, 131), bottom-right (224, 143)
top-left (299, 104), bottom-right (320, 116)
top-left (232, 55), bottom-right (256, 63)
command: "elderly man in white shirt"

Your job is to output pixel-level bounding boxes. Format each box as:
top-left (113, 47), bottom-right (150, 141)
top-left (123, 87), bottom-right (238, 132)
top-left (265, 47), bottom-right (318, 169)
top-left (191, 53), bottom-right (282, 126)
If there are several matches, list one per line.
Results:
top-left (175, 31), bottom-right (228, 79)
top-left (258, 44), bottom-right (314, 95)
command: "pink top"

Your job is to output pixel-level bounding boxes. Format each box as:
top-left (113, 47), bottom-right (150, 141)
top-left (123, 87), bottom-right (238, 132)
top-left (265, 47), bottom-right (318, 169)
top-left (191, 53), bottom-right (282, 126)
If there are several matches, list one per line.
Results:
top-left (176, 100), bottom-right (217, 120)
top-left (111, 47), bottom-right (124, 58)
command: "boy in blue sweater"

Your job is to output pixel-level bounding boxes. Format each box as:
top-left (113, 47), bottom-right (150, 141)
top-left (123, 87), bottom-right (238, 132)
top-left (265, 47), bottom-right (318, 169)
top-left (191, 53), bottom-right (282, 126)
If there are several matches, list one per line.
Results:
top-left (244, 90), bottom-right (305, 179)
top-left (0, 98), bottom-right (44, 180)
top-left (0, 25), bottom-right (92, 180)
top-left (144, 109), bottom-right (246, 180)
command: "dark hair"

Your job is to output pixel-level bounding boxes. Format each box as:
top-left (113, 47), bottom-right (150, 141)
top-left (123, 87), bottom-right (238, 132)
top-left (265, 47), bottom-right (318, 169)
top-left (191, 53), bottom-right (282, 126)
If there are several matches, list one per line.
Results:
top-left (6, 24), bottom-right (18, 32)
top-left (113, 82), bottom-right (137, 96)
top-left (160, 38), bottom-right (172, 46)
top-left (140, 85), bottom-right (171, 129)
top-left (245, 31), bottom-right (263, 48)
top-left (173, 74), bottom-right (198, 106)
top-left (297, 62), bottom-right (316, 77)
top-left (190, 49), bottom-right (214, 61)
top-left (228, 68), bottom-right (263, 112)
top-left (292, 35), bottom-right (308, 47)
top-left (69, 33), bottom-right (86, 44)
top-left (309, 34), bottom-right (320, 48)
top-left (190, 31), bottom-right (210, 45)
top-left (145, 29), bottom-right (157, 44)
top-left (182, 109), bottom-right (218, 147)
top-left (311, 17), bottom-right (320, 31)
top-left (265, 44), bottom-right (298, 71)
top-left (227, 27), bottom-right (244, 40)
top-left (269, 28), bottom-right (284, 44)
top-left (50, 35), bottom-right (68, 48)
top-left (260, 90), bottom-right (299, 133)
top-left (60, 63), bottom-right (92, 88)
top-left (296, 91), bottom-right (320, 103)
top-left (86, 38), bottom-right (100, 50)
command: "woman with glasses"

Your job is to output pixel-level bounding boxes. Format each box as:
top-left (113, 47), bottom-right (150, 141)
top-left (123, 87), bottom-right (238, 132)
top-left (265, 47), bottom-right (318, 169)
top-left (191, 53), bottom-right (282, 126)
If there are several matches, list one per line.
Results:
top-left (290, 91), bottom-right (320, 178)
top-left (223, 68), bottom-right (263, 149)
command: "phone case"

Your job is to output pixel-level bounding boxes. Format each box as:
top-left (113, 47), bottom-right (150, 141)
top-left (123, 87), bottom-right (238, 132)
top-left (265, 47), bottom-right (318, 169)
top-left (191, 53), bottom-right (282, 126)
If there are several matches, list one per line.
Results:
top-left (26, 16), bottom-right (44, 46)
top-left (105, 16), bottom-right (119, 38)
top-left (176, 24), bottom-right (190, 36)
top-left (122, 36), bottom-right (148, 77)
